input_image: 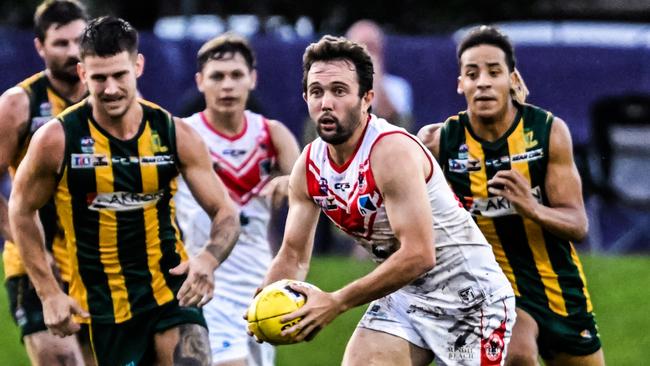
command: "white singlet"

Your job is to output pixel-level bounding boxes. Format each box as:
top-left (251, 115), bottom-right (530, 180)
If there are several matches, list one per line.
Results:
top-left (305, 115), bottom-right (515, 365)
top-left (175, 110), bottom-right (276, 365)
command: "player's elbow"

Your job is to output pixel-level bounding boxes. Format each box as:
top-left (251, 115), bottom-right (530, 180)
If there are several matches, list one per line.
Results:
top-left (572, 219), bottom-right (589, 243)
top-left (405, 248), bottom-right (435, 278)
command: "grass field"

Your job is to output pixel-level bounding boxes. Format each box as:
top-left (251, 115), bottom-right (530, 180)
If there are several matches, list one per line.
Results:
top-left (1, 255), bottom-right (649, 365)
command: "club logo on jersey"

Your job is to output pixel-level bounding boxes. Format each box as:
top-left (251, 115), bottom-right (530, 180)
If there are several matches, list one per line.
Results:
top-left (458, 143), bottom-right (469, 159)
top-left (319, 178), bottom-right (329, 195)
top-left (80, 137), bottom-right (95, 153)
top-left (71, 154), bottom-right (109, 168)
top-left (524, 129), bottom-right (538, 149)
top-left (39, 102), bottom-right (52, 116)
top-left (467, 186), bottom-right (543, 217)
top-left (357, 194), bottom-right (378, 217)
top-left (314, 195), bottom-right (337, 211)
top-left (357, 161), bottom-right (370, 191)
top-left (86, 190), bottom-right (165, 211)
top-left (357, 171), bottom-right (366, 191)
top-left (151, 131), bottom-right (168, 153)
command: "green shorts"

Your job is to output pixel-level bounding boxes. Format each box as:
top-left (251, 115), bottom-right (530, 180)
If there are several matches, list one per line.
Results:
top-left (517, 298), bottom-right (602, 359)
top-left (5, 275), bottom-right (48, 338)
top-left (88, 301), bottom-right (206, 366)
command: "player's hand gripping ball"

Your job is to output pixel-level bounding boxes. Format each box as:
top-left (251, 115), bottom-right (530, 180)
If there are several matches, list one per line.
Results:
top-left (247, 279), bottom-right (318, 345)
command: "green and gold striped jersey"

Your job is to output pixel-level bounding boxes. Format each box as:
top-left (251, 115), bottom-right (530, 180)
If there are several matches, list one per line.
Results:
top-left (3, 71), bottom-right (79, 281)
top-left (55, 99), bottom-right (189, 324)
top-left (439, 103), bottom-right (593, 318)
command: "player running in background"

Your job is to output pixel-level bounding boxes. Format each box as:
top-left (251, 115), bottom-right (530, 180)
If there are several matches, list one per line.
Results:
top-left (257, 35), bottom-right (515, 366)
top-left (9, 16), bottom-right (240, 366)
top-left (0, 1), bottom-right (88, 364)
top-left (175, 33), bottom-right (300, 366)
top-left (418, 25), bottom-right (605, 366)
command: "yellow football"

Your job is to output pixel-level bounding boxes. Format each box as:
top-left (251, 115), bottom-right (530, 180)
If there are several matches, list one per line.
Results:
top-left (247, 279), bottom-right (317, 345)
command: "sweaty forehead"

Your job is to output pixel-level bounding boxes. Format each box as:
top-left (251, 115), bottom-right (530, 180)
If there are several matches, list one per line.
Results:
top-left (307, 59), bottom-right (357, 85)
top-left (460, 44), bottom-right (507, 68)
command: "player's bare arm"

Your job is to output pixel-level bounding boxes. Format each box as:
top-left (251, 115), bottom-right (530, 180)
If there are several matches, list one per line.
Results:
top-left (171, 116), bottom-right (241, 306)
top-left (8, 119), bottom-right (89, 336)
top-left (282, 134), bottom-right (436, 342)
top-left (259, 119), bottom-right (301, 208)
top-left (0, 87), bottom-right (31, 242)
top-left (416, 122), bottom-right (443, 160)
top-left (263, 150), bottom-right (320, 285)
top-left (488, 117), bottom-right (588, 241)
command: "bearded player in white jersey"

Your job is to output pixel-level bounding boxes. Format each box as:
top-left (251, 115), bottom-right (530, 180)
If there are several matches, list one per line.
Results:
top-left (175, 34), bottom-right (300, 366)
top-left (256, 35), bottom-right (516, 366)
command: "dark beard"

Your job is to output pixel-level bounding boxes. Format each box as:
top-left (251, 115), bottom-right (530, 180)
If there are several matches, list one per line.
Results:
top-left (50, 67), bottom-right (80, 84)
top-left (50, 58), bottom-right (80, 85)
top-left (317, 104), bottom-right (362, 145)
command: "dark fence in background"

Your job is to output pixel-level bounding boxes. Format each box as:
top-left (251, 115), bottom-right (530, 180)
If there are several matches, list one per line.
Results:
top-left (1, 26), bottom-right (648, 252)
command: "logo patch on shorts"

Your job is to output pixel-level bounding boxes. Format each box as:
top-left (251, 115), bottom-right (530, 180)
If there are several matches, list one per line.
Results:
top-left (481, 320), bottom-right (506, 364)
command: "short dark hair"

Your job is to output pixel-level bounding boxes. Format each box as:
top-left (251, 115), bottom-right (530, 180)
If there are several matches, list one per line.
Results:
top-left (196, 33), bottom-right (256, 72)
top-left (80, 16), bottom-right (138, 59)
top-left (34, 0), bottom-right (88, 41)
top-left (457, 25), bottom-right (516, 72)
top-left (302, 35), bottom-right (374, 98)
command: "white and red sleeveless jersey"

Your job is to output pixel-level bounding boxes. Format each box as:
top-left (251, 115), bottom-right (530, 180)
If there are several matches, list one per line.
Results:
top-left (175, 110), bottom-right (276, 304)
top-left (306, 115), bottom-right (512, 307)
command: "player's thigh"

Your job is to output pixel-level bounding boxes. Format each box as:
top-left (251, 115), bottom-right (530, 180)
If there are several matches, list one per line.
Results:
top-left (154, 323), bottom-right (211, 366)
top-left (342, 327), bottom-right (433, 366)
top-left (544, 348), bottom-right (605, 366)
top-left (505, 307), bottom-right (540, 366)
top-left (24, 330), bottom-right (84, 366)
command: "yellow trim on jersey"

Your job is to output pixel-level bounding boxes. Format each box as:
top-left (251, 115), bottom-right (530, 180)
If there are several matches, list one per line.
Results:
top-left (89, 121), bottom-right (132, 322)
top-left (465, 130), bottom-right (520, 296)
top-left (138, 98), bottom-right (163, 110)
top-left (2, 241), bottom-right (26, 279)
top-left (570, 244), bottom-right (593, 312)
top-left (17, 72), bottom-right (43, 93)
top-left (168, 178), bottom-right (189, 262)
top-left (46, 88), bottom-right (68, 116)
top-left (56, 169), bottom-right (91, 323)
top-left (508, 117), bottom-right (568, 316)
top-left (138, 122), bottom-right (174, 305)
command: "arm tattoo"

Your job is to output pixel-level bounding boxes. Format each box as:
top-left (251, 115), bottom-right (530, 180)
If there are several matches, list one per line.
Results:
top-left (205, 215), bottom-right (240, 264)
top-left (173, 324), bottom-right (211, 366)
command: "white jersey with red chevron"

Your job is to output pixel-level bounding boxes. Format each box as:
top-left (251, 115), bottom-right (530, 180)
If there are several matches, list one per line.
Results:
top-left (175, 110), bottom-right (276, 304)
top-left (306, 115), bottom-right (512, 308)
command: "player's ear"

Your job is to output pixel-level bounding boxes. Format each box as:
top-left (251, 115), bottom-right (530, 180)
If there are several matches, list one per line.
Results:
top-left (77, 61), bottom-right (86, 82)
top-left (135, 53), bottom-right (145, 78)
top-left (249, 69), bottom-right (257, 90)
top-left (362, 89), bottom-right (374, 111)
top-left (195, 72), bottom-right (204, 92)
top-left (34, 37), bottom-right (45, 58)
top-left (302, 92), bottom-right (307, 103)
top-left (457, 75), bottom-right (464, 95)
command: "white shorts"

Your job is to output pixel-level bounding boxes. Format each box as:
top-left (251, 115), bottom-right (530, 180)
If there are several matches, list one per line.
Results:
top-left (203, 295), bottom-right (275, 366)
top-left (358, 290), bottom-right (516, 366)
